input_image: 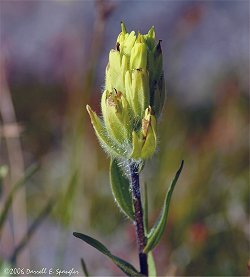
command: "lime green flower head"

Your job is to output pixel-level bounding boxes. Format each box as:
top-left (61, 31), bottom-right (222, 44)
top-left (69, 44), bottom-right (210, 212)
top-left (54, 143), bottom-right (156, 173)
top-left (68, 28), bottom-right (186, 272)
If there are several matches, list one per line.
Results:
top-left (87, 22), bottom-right (165, 161)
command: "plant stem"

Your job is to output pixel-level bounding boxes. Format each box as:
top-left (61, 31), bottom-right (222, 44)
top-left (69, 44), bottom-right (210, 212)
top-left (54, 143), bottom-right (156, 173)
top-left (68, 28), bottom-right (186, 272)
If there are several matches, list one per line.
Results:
top-left (130, 162), bottom-right (148, 276)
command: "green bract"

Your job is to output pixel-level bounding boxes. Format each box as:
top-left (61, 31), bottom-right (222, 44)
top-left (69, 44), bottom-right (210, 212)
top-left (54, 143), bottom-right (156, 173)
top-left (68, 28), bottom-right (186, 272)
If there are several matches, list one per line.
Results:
top-left (87, 22), bottom-right (165, 161)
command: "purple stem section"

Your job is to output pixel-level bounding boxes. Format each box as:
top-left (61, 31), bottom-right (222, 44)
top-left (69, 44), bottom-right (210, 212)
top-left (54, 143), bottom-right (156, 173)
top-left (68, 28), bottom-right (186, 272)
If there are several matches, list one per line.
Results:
top-left (130, 163), bottom-right (148, 276)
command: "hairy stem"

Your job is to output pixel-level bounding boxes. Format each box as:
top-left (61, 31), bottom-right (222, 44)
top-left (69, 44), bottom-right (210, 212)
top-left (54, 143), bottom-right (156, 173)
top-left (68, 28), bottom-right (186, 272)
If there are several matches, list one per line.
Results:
top-left (130, 162), bottom-right (148, 276)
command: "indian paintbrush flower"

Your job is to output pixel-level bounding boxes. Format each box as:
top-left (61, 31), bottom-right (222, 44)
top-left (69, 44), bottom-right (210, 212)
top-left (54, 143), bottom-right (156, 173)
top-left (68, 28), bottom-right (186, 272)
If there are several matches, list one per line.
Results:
top-left (87, 22), bottom-right (165, 162)
top-left (76, 22), bottom-right (184, 276)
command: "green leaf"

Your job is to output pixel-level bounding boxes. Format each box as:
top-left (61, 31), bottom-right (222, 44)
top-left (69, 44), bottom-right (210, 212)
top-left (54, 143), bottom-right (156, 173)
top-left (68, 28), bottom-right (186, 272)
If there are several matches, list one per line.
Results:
top-left (148, 251), bottom-right (157, 276)
top-left (110, 159), bottom-right (134, 220)
top-left (86, 105), bottom-right (126, 158)
top-left (10, 198), bottom-right (54, 264)
top-left (0, 164), bottom-right (38, 231)
top-left (73, 232), bottom-right (142, 276)
top-left (144, 160), bottom-right (184, 253)
top-left (58, 171), bottom-right (78, 226)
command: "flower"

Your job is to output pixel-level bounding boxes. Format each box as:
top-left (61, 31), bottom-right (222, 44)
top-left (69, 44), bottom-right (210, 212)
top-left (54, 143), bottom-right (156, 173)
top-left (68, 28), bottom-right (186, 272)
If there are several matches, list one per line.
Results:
top-left (87, 22), bottom-right (165, 161)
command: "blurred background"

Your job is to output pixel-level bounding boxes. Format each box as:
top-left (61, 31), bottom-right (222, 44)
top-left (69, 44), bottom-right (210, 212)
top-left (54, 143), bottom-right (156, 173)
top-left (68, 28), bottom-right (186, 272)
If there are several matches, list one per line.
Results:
top-left (0, 0), bottom-right (249, 276)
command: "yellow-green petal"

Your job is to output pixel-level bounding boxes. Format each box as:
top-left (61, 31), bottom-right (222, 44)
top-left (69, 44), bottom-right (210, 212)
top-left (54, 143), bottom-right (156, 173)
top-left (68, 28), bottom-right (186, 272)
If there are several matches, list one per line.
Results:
top-left (130, 42), bottom-right (147, 70)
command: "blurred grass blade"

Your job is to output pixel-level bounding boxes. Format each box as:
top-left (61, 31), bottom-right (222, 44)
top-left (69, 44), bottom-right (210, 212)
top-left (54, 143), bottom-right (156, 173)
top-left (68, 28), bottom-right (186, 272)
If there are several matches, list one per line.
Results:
top-left (143, 182), bottom-right (149, 234)
top-left (0, 164), bottom-right (38, 231)
top-left (144, 160), bottom-right (184, 253)
top-left (81, 258), bottom-right (89, 277)
top-left (10, 198), bottom-right (54, 264)
top-left (73, 232), bottom-right (142, 276)
top-left (148, 251), bottom-right (157, 276)
top-left (0, 165), bottom-right (8, 198)
top-left (110, 159), bottom-right (134, 220)
top-left (58, 171), bottom-right (78, 226)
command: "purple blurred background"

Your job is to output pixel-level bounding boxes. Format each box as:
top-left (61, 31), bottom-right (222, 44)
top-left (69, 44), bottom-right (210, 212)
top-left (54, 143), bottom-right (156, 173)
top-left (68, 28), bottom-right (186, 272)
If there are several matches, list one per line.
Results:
top-left (0, 1), bottom-right (249, 276)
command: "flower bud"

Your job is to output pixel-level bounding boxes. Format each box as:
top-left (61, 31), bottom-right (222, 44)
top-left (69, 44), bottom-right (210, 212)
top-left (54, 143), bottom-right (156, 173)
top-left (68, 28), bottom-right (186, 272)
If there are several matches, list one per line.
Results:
top-left (101, 89), bottom-right (131, 144)
top-left (87, 22), bottom-right (165, 161)
top-left (125, 68), bottom-right (149, 119)
top-left (153, 40), bottom-right (163, 80)
top-left (130, 106), bottom-right (157, 160)
top-left (141, 107), bottom-right (157, 159)
top-left (143, 26), bottom-right (155, 50)
top-left (130, 69), bottom-right (149, 118)
top-left (130, 40), bottom-right (147, 70)
top-left (152, 74), bottom-right (165, 118)
top-left (117, 24), bottom-right (136, 56)
top-left (106, 50), bottom-right (123, 92)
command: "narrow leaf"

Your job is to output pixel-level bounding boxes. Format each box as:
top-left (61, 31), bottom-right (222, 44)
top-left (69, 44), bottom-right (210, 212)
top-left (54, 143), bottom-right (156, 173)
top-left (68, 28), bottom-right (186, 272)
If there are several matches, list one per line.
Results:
top-left (144, 160), bottom-right (184, 253)
top-left (58, 172), bottom-right (78, 226)
top-left (86, 105), bottom-right (126, 158)
top-left (10, 198), bottom-right (54, 264)
top-left (74, 232), bottom-right (110, 254)
top-left (0, 164), bottom-right (38, 231)
top-left (110, 159), bottom-right (134, 220)
top-left (148, 251), bottom-right (157, 276)
top-left (73, 232), bottom-right (142, 276)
